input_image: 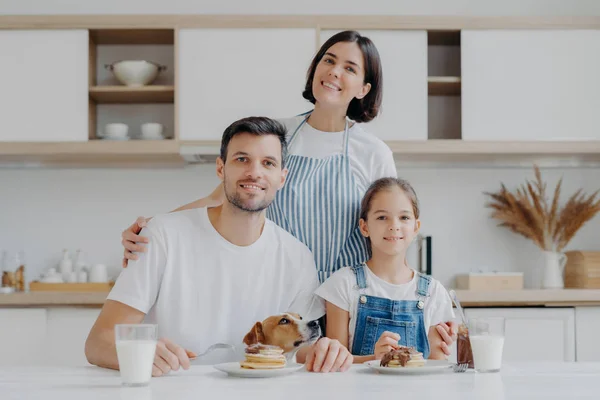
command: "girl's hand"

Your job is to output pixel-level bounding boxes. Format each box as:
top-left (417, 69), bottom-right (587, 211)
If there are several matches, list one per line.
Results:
top-left (435, 321), bottom-right (458, 356)
top-left (374, 331), bottom-right (400, 360)
top-left (121, 216), bottom-right (150, 268)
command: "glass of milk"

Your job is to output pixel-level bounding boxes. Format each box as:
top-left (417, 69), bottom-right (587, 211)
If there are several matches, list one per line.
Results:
top-left (115, 324), bottom-right (158, 386)
top-left (468, 317), bottom-right (505, 373)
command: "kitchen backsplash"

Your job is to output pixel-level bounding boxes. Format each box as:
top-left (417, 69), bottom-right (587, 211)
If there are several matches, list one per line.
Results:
top-left (1, 165), bottom-right (599, 289)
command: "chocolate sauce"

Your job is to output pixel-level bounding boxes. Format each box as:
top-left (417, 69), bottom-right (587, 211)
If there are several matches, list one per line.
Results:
top-left (457, 324), bottom-right (474, 369)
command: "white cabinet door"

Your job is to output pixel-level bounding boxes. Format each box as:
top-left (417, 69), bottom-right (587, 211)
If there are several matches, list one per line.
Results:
top-left (320, 30), bottom-right (428, 141)
top-left (462, 30), bottom-right (600, 141)
top-left (465, 308), bottom-right (575, 362)
top-left (575, 307), bottom-right (600, 361)
top-left (0, 309), bottom-right (47, 366)
top-left (0, 30), bottom-right (89, 142)
top-left (45, 308), bottom-right (101, 366)
top-left (178, 28), bottom-right (316, 140)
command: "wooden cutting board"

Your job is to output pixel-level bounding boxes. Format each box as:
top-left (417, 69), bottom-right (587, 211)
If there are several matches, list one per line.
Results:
top-left (29, 281), bottom-right (114, 292)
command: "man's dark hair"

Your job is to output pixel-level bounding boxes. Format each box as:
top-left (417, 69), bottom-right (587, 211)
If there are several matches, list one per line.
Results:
top-left (220, 117), bottom-right (288, 168)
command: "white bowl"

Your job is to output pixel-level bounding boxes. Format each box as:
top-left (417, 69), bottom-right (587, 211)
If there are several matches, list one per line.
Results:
top-left (140, 123), bottom-right (164, 140)
top-left (105, 60), bottom-right (166, 87)
top-left (103, 123), bottom-right (129, 139)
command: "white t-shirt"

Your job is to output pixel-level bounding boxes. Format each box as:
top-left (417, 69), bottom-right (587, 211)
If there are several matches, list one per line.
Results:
top-left (315, 266), bottom-right (455, 352)
top-left (108, 208), bottom-right (325, 363)
top-left (278, 116), bottom-right (397, 192)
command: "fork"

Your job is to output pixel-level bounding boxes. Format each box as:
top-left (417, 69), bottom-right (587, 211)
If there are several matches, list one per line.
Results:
top-left (189, 343), bottom-right (236, 362)
top-left (453, 363), bottom-right (469, 373)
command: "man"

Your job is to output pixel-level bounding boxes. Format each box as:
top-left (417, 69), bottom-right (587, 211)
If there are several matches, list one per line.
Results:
top-left (85, 117), bottom-right (353, 376)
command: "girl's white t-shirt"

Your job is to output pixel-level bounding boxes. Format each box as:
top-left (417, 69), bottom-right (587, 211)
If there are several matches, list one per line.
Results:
top-left (278, 116), bottom-right (397, 190)
top-left (315, 266), bottom-right (455, 352)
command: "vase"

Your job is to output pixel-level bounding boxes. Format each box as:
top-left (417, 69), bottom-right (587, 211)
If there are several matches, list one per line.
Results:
top-left (541, 251), bottom-right (567, 289)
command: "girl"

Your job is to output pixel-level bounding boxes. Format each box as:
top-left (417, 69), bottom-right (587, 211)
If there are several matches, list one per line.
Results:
top-left (121, 30), bottom-right (394, 283)
top-left (315, 177), bottom-right (455, 361)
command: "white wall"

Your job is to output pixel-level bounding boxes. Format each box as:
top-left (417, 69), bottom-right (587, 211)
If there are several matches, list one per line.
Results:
top-left (1, 165), bottom-right (598, 289)
top-left (1, 0), bottom-right (599, 16)
top-left (1, 0), bottom-right (599, 290)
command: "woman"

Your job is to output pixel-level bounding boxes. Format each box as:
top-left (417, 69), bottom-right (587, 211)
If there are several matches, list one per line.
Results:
top-left (122, 30), bottom-right (396, 283)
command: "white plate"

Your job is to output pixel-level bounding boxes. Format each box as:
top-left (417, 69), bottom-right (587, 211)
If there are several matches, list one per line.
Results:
top-left (364, 359), bottom-right (453, 375)
top-left (213, 362), bottom-right (304, 378)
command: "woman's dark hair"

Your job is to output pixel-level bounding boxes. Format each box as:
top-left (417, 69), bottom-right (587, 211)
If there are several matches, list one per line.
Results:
top-left (359, 177), bottom-right (420, 252)
top-left (302, 30), bottom-right (383, 123)
top-left (220, 117), bottom-right (288, 168)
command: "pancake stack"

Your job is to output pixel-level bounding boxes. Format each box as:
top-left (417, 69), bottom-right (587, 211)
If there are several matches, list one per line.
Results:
top-left (240, 344), bottom-right (286, 369)
top-left (380, 346), bottom-right (425, 368)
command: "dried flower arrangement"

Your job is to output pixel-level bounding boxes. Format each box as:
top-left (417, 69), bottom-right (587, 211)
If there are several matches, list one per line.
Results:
top-left (484, 165), bottom-right (600, 252)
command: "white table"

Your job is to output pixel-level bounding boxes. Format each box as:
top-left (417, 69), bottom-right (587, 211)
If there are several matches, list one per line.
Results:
top-left (2, 362), bottom-right (599, 400)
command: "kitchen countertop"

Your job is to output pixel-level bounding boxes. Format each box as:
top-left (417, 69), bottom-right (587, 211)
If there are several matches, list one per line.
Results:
top-left (2, 289), bottom-right (600, 308)
top-left (2, 362), bottom-right (599, 399)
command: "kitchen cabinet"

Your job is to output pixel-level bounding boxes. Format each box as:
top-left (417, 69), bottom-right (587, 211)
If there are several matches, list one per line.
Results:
top-left (0, 309), bottom-right (47, 366)
top-left (575, 307), bottom-right (600, 362)
top-left (0, 308), bottom-right (100, 367)
top-left (178, 28), bottom-right (316, 140)
top-left (461, 30), bottom-right (600, 141)
top-left (46, 308), bottom-right (101, 366)
top-left (465, 307), bottom-right (575, 362)
top-left (320, 30), bottom-right (428, 141)
top-left (0, 30), bottom-right (89, 142)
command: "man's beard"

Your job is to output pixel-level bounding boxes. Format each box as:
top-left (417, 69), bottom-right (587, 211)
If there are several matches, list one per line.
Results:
top-left (224, 181), bottom-right (271, 213)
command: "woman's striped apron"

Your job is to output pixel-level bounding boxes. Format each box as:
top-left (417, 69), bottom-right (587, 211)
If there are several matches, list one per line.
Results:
top-left (267, 112), bottom-right (368, 283)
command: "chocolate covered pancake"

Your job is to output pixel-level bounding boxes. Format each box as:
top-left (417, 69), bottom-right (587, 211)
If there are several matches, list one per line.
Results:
top-left (240, 344), bottom-right (286, 369)
top-left (380, 346), bottom-right (425, 368)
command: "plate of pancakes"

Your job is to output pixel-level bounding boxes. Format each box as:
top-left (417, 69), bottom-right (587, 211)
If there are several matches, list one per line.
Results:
top-left (213, 344), bottom-right (304, 378)
top-left (364, 346), bottom-right (452, 375)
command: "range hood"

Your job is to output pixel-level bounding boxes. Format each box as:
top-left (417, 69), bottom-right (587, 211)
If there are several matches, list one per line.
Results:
top-left (179, 142), bottom-right (220, 164)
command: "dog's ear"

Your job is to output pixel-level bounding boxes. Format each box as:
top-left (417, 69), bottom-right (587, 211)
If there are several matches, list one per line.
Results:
top-left (243, 322), bottom-right (265, 345)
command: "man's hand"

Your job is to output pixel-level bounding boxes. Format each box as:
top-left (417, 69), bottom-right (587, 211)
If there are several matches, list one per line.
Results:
top-left (152, 337), bottom-right (196, 377)
top-left (303, 337), bottom-right (353, 373)
top-left (374, 331), bottom-right (400, 360)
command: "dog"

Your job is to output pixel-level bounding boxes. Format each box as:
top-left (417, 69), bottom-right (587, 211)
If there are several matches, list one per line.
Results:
top-left (242, 312), bottom-right (321, 354)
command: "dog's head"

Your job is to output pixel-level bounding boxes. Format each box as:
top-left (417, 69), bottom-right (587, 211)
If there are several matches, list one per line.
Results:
top-left (242, 312), bottom-right (321, 354)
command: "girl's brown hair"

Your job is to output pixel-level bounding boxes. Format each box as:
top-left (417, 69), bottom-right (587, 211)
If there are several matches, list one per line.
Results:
top-left (359, 178), bottom-right (420, 252)
top-left (302, 30), bottom-right (383, 123)
top-left (360, 178), bottom-right (420, 222)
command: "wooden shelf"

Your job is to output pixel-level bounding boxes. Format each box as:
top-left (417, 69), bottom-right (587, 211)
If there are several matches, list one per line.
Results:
top-left (177, 139), bottom-right (600, 165)
top-left (385, 140), bottom-right (600, 154)
top-left (3, 15), bottom-right (600, 30)
top-left (454, 289), bottom-right (600, 307)
top-left (0, 140), bottom-right (184, 167)
top-left (385, 139), bottom-right (600, 164)
top-left (89, 29), bottom-right (174, 45)
top-left (2, 140), bottom-right (599, 168)
top-left (428, 76), bottom-right (461, 96)
top-left (89, 86), bottom-right (175, 104)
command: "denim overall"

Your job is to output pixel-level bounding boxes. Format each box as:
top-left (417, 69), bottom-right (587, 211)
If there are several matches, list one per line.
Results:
top-left (350, 264), bottom-right (431, 358)
top-left (267, 111), bottom-right (369, 283)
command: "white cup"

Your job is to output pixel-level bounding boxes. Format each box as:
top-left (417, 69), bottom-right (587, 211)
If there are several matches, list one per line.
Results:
top-left (103, 123), bottom-right (129, 139)
top-left (89, 264), bottom-right (108, 283)
top-left (115, 324), bottom-right (158, 387)
top-left (469, 317), bottom-right (505, 373)
top-left (140, 123), bottom-right (164, 139)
